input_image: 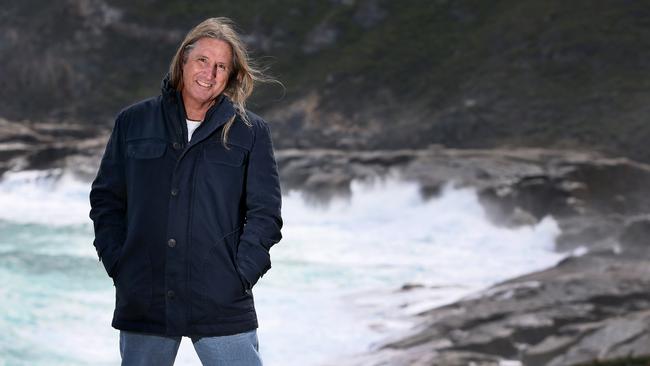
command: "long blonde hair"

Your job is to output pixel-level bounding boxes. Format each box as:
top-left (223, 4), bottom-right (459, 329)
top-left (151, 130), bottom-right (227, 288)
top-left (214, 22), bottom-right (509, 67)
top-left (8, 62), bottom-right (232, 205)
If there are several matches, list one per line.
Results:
top-left (169, 17), bottom-right (276, 145)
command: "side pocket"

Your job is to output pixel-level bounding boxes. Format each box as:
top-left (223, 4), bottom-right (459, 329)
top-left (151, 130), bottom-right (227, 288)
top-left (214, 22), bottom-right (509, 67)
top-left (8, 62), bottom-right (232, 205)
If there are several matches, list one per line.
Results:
top-left (224, 227), bottom-right (249, 295)
top-left (203, 226), bottom-right (254, 318)
top-left (114, 248), bottom-right (153, 321)
top-left (103, 247), bottom-right (123, 281)
top-left (109, 255), bottom-right (122, 285)
top-left (233, 253), bottom-right (250, 295)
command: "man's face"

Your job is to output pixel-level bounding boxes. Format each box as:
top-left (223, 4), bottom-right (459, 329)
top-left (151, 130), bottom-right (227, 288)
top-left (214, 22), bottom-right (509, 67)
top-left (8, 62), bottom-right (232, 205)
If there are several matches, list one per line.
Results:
top-left (181, 37), bottom-right (233, 109)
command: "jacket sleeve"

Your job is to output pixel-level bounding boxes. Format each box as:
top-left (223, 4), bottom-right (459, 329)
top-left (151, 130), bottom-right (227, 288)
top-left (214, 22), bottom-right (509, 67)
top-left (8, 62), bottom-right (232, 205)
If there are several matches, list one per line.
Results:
top-left (89, 113), bottom-right (128, 278)
top-left (237, 120), bottom-right (283, 289)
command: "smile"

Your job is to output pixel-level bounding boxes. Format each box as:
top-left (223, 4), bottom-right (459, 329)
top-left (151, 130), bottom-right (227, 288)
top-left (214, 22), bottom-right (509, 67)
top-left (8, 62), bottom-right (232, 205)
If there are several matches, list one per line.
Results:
top-left (196, 80), bottom-right (213, 88)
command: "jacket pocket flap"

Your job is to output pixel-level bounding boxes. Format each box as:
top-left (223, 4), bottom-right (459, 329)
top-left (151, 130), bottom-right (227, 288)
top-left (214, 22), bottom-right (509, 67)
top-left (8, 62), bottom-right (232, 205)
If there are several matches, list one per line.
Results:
top-left (127, 142), bottom-right (166, 159)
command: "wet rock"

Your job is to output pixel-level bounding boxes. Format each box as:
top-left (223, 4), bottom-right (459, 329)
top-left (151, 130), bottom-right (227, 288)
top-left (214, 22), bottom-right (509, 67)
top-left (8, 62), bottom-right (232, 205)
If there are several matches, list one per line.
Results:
top-left (545, 312), bottom-right (650, 366)
top-left (0, 117), bottom-right (105, 178)
top-left (523, 335), bottom-right (576, 366)
top-left (274, 147), bottom-right (650, 255)
top-left (400, 283), bottom-right (426, 291)
top-left (618, 218), bottom-right (650, 256)
top-left (349, 253), bottom-right (650, 365)
top-left (555, 216), bottom-right (622, 253)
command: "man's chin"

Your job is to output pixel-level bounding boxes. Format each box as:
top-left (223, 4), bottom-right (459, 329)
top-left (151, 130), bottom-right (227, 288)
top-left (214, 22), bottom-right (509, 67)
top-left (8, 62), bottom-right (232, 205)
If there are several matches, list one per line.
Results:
top-left (185, 91), bottom-right (218, 105)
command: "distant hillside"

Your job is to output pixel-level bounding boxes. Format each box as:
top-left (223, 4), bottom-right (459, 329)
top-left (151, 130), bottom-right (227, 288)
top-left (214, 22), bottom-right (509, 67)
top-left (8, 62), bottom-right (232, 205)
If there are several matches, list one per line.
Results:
top-left (1, 0), bottom-right (650, 161)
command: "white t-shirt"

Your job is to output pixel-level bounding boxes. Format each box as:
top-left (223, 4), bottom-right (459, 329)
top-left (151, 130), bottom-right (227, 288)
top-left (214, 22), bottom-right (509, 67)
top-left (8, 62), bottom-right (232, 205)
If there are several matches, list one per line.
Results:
top-left (186, 119), bottom-right (202, 142)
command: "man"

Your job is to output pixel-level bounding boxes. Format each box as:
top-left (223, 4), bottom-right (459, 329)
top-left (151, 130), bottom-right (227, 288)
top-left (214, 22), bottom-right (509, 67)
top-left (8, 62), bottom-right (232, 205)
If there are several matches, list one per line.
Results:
top-left (89, 17), bottom-right (282, 365)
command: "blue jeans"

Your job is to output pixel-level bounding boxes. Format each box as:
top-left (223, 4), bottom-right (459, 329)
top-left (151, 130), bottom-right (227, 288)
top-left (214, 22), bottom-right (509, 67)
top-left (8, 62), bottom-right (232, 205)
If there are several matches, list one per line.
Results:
top-left (119, 329), bottom-right (262, 366)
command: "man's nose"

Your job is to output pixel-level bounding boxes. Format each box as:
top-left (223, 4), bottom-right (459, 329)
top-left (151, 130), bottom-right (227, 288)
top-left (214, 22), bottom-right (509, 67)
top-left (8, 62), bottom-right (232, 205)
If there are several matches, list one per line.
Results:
top-left (210, 65), bottom-right (219, 79)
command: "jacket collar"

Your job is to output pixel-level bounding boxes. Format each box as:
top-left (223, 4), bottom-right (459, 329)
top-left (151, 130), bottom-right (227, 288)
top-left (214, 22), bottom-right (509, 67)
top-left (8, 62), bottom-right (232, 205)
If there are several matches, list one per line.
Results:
top-left (189, 95), bottom-right (236, 146)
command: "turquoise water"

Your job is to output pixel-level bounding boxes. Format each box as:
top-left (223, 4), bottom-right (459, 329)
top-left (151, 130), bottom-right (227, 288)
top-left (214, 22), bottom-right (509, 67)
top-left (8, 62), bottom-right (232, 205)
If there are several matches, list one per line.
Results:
top-left (0, 170), bottom-right (564, 365)
top-left (0, 221), bottom-right (115, 365)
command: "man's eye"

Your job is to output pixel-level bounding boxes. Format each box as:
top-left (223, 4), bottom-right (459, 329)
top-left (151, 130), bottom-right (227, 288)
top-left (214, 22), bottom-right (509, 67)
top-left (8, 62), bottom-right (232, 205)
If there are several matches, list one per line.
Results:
top-left (197, 58), bottom-right (207, 63)
top-left (218, 64), bottom-right (226, 70)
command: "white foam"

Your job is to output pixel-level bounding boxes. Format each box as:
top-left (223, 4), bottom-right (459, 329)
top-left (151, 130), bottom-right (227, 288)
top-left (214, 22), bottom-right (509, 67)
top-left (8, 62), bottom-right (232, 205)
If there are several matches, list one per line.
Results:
top-left (0, 170), bottom-right (91, 226)
top-left (248, 178), bottom-right (563, 365)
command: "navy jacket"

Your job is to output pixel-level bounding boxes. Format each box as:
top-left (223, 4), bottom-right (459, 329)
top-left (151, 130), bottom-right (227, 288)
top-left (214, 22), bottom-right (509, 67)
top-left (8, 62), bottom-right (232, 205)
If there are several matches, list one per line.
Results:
top-left (89, 77), bottom-right (282, 336)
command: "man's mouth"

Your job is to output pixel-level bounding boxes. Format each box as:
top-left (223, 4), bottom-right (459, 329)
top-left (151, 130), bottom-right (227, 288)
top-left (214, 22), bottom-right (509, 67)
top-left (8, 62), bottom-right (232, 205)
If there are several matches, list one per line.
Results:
top-left (196, 80), bottom-right (213, 88)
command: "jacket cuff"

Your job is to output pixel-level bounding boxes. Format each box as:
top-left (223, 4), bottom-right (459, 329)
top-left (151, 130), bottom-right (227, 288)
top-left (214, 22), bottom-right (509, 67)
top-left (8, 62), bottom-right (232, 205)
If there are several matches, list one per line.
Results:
top-left (95, 237), bottom-right (122, 278)
top-left (236, 251), bottom-right (271, 289)
top-left (98, 245), bottom-right (121, 278)
top-left (237, 268), bottom-right (252, 290)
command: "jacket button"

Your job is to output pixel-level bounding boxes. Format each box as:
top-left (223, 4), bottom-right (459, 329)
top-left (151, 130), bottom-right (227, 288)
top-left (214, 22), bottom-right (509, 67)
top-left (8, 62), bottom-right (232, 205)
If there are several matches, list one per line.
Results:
top-left (171, 188), bottom-right (179, 196)
top-left (167, 238), bottom-right (176, 248)
top-left (172, 142), bottom-right (182, 150)
top-left (167, 290), bottom-right (175, 299)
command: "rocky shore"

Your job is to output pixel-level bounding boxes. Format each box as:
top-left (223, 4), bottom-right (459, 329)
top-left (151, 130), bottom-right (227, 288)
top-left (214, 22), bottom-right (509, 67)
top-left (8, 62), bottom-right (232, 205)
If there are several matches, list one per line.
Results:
top-left (0, 117), bottom-right (107, 178)
top-left (338, 251), bottom-right (650, 366)
top-left (2, 117), bottom-right (650, 365)
top-left (275, 147), bottom-right (650, 365)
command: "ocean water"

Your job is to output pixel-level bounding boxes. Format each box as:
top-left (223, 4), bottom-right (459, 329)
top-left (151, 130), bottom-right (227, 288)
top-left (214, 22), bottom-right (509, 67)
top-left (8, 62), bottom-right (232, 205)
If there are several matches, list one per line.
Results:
top-left (0, 170), bottom-right (564, 366)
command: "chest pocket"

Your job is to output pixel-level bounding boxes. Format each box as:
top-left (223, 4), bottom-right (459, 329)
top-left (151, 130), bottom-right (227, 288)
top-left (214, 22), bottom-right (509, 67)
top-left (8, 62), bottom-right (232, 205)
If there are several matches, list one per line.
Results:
top-left (203, 143), bottom-right (247, 167)
top-left (127, 141), bottom-right (167, 159)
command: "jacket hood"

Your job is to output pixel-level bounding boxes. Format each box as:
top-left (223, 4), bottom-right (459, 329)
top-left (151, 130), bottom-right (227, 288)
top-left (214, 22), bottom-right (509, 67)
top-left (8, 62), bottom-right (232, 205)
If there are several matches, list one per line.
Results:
top-left (161, 72), bottom-right (176, 97)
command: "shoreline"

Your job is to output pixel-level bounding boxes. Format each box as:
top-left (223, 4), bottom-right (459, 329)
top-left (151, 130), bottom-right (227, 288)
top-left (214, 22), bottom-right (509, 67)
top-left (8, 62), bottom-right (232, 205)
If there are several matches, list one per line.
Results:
top-left (3, 142), bottom-right (650, 364)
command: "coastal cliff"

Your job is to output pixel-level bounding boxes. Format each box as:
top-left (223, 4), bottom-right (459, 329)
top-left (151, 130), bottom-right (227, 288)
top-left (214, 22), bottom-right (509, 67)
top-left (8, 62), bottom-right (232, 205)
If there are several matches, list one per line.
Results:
top-left (2, 0), bottom-right (650, 161)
